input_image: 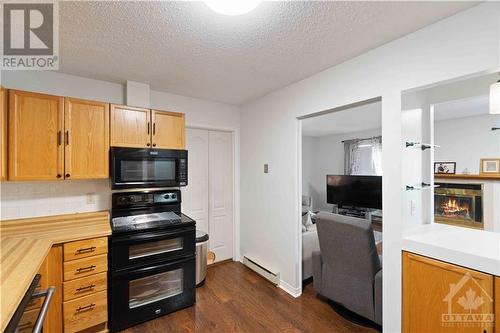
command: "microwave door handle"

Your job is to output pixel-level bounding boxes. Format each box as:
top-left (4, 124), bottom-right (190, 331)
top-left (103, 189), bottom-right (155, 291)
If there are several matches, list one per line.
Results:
top-left (32, 287), bottom-right (56, 333)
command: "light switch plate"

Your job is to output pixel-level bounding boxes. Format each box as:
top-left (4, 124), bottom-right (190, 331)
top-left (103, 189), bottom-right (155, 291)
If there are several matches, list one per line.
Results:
top-left (264, 164), bottom-right (269, 173)
top-left (410, 199), bottom-right (416, 216)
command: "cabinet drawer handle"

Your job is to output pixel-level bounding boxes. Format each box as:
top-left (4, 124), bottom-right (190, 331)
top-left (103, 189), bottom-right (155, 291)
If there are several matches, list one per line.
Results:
top-left (76, 246), bottom-right (96, 254)
top-left (76, 265), bottom-right (96, 272)
top-left (76, 303), bottom-right (95, 312)
top-left (76, 284), bottom-right (96, 292)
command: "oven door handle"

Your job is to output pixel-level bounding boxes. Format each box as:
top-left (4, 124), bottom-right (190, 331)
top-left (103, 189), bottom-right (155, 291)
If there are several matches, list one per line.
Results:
top-left (113, 255), bottom-right (195, 277)
top-left (112, 227), bottom-right (194, 244)
top-left (32, 286), bottom-right (56, 333)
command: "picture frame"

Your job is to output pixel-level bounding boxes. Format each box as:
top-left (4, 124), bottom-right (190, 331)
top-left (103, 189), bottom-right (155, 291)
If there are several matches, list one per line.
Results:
top-left (434, 162), bottom-right (456, 174)
top-left (480, 158), bottom-right (500, 175)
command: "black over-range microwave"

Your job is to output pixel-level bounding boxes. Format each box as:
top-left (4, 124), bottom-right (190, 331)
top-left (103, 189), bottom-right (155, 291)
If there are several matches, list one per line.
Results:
top-left (110, 147), bottom-right (188, 189)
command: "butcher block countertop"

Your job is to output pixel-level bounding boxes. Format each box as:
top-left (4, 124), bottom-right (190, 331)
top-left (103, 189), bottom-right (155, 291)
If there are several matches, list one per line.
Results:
top-left (0, 211), bottom-right (111, 331)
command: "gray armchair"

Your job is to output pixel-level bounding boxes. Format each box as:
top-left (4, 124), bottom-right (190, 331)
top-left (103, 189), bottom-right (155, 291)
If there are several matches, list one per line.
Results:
top-left (312, 212), bottom-right (382, 325)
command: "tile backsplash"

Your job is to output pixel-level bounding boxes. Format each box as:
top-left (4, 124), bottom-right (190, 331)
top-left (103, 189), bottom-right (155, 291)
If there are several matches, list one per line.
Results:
top-left (1, 180), bottom-right (111, 220)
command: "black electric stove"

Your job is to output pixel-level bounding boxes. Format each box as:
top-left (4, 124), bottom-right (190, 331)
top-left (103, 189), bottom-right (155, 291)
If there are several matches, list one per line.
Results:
top-left (109, 190), bottom-right (196, 332)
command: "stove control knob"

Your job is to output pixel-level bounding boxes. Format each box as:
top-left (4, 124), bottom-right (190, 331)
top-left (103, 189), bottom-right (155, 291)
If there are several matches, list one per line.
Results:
top-left (164, 194), bottom-right (171, 199)
top-left (171, 194), bottom-right (177, 199)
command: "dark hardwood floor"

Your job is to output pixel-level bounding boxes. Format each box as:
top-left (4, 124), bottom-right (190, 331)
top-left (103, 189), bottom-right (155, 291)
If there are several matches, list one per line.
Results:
top-left (122, 261), bottom-right (378, 333)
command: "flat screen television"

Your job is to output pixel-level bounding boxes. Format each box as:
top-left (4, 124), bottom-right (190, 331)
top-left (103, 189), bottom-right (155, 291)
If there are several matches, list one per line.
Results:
top-left (327, 175), bottom-right (382, 210)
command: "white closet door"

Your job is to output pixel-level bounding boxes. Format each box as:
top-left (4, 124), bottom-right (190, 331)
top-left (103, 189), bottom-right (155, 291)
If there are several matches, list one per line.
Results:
top-left (208, 131), bottom-right (234, 262)
top-left (182, 128), bottom-right (209, 233)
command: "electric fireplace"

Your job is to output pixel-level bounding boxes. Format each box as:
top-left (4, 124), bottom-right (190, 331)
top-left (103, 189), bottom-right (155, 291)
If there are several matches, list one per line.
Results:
top-left (434, 183), bottom-right (483, 229)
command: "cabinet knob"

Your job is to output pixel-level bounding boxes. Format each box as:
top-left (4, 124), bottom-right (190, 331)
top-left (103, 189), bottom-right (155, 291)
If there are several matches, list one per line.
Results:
top-left (152, 143), bottom-right (156, 147)
top-left (65, 173), bottom-right (70, 178)
top-left (56, 174), bottom-right (62, 178)
top-left (146, 143), bottom-right (150, 147)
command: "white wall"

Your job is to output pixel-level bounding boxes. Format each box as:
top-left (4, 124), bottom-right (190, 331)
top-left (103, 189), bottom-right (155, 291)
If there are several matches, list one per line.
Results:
top-left (434, 114), bottom-right (500, 174)
top-left (302, 128), bottom-right (381, 212)
top-left (240, 3), bottom-right (500, 332)
top-left (0, 71), bottom-right (240, 221)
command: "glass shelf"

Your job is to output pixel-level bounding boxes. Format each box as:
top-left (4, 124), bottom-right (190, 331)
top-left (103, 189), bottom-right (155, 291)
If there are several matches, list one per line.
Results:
top-left (405, 142), bottom-right (440, 150)
top-left (405, 182), bottom-right (440, 191)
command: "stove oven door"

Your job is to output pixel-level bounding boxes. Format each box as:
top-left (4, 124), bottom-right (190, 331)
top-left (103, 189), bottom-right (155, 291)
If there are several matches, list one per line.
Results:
top-left (110, 226), bottom-right (195, 271)
top-left (109, 256), bottom-right (195, 332)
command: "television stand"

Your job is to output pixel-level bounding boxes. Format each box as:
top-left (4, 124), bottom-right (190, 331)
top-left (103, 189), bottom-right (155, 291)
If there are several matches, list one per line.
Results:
top-left (334, 206), bottom-right (382, 224)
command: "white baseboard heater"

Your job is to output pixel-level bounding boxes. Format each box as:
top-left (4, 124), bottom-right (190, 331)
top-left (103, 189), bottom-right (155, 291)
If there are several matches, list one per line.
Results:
top-left (243, 256), bottom-right (280, 286)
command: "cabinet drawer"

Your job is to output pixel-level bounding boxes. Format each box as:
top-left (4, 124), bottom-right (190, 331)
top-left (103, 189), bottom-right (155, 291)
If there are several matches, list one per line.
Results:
top-left (64, 237), bottom-right (107, 261)
top-left (17, 308), bottom-right (39, 333)
top-left (63, 290), bottom-right (107, 333)
top-left (63, 272), bottom-right (107, 301)
top-left (63, 254), bottom-right (107, 281)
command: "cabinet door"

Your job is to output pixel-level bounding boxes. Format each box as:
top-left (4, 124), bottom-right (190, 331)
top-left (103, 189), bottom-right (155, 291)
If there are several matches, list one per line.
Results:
top-left (151, 110), bottom-right (185, 149)
top-left (64, 98), bottom-right (109, 179)
top-left (9, 90), bottom-right (64, 180)
top-left (403, 252), bottom-right (494, 333)
top-left (110, 104), bottom-right (151, 148)
top-left (1, 87), bottom-right (7, 181)
top-left (495, 277), bottom-right (499, 333)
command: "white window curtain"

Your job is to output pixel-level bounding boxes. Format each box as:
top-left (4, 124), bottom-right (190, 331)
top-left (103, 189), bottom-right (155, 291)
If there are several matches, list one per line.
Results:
top-left (344, 136), bottom-right (382, 175)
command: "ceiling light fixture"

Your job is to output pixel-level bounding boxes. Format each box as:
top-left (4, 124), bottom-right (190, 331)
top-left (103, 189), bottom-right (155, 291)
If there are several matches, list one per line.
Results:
top-left (490, 75), bottom-right (500, 114)
top-left (205, 0), bottom-right (262, 15)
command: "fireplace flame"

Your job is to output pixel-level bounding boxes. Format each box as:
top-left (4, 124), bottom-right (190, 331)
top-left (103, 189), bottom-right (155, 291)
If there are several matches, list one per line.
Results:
top-left (440, 198), bottom-right (470, 217)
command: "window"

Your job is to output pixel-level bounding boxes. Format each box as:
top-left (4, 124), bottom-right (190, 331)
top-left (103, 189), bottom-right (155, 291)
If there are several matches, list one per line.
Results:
top-left (344, 136), bottom-right (382, 175)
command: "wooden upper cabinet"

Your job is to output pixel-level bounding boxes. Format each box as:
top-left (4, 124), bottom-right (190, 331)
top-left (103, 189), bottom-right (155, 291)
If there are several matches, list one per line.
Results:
top-left (403, 252), bottom-right (494, 333)
top-left (9, 90), bottom-right (64, 180)
top-left (64, 98), bottom-right (109, 179)
top-left (152, 110), bottom-right (185, 149)
top-left (110, 104), bottom-right (151, 148)
top-left (1, 87), bottom-right (7, 181)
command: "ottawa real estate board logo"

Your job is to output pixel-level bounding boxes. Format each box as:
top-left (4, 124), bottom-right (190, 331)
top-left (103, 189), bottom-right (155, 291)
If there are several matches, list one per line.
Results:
top-left (441, 272), bottom-right (494, 329)
top-left (2, 1), bottom-right (59, 70)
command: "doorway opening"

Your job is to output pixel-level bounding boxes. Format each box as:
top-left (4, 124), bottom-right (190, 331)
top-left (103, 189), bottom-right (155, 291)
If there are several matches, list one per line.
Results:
top-left (298, 97), bottom-right (383, 330)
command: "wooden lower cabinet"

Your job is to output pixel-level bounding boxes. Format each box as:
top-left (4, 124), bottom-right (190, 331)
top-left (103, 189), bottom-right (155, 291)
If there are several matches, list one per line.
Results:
top-left (41, 238), bottom-right (108, 333)
top-left (63, 291), bottom-right (107, 333)
top-left (45, 245), bottom-right (63, 333)
top-left (403, 251), bottom-right (495, 333)
top-left (63, 254), bottom-right (107, 281)
top-left (496, 277), bottom-right (500, 333)
top-left (63, 272), bottom-right (107, 301)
